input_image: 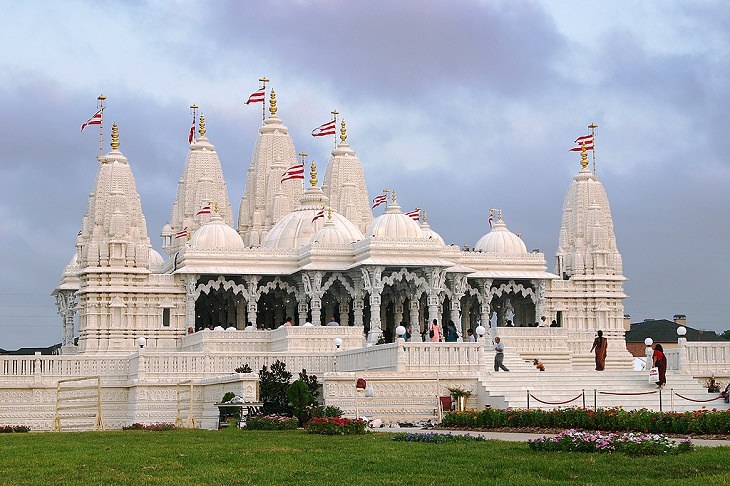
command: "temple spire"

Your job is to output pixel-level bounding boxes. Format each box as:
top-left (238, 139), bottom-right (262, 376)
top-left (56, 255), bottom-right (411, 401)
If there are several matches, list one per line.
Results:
top-left (110, 122), bottom-right (120, 151)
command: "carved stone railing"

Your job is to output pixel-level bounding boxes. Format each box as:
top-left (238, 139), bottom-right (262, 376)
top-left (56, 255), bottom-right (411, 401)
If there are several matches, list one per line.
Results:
top-left (494, 328), bottom-right (570, 354)
top-left (673, 341), bottom-right (730, 374)
top-left (0, 353), bottom-right (132, 386)
top-left (335, 343), bottom-right (399, 372)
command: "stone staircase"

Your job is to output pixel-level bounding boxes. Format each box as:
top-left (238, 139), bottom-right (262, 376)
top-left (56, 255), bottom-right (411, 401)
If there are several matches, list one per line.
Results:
top-left (476, 370), bottom-right (729, 412)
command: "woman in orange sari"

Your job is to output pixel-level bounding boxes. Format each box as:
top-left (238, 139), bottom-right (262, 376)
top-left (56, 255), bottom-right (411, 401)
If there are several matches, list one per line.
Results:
top-left (590, 330), bottom-right (608, 371)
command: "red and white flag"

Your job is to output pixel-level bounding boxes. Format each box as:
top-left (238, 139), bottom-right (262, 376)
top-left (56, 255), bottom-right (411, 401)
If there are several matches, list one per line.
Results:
top-left (281, 163), bottom-right (305, 183)
top-left (196, 203), bottom-right (212, 216)
top-left (488, 212), bottom-right (494, 228)
top-left (371, 194), bottom-right (387, 209)
top-left (245, 86), bottom-right (266, 105)
top-left (570, 134), bottom-right (594, 152)
top-left (311, 119), bottom-right (336, 137)
top-left (175, 227), bottom-right (189, 239)
top-left (80, 109), bottom-right (103, 132)
top-left (188, 115), bottom-right (196, 144)
top-left (312, 209), bottom-right (325, 223)
top-left (405, 208), bottom-right (421, 221)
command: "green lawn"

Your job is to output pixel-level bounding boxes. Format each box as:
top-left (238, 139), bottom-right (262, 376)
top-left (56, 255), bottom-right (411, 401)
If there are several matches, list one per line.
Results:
top-left (0, 429), bottom-right (728, 485)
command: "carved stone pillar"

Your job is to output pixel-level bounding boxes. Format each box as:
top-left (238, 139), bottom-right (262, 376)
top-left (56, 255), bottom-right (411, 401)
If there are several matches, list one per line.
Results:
top-left (297, 300), bottom-right (309, 326)
top-left (56, 290), bottom-right (78, 347)
top-left (368, 290), bottom-right (382, 343)
top-left (185, 275), bottom-right (198, 330)
top-left (245, 276), bottom-right (259, 328)
top-left (353, 296), bottom-right (364, 327)
top-left (339, 298), bottom-right (350, 326)
top-left (409, 297), bottom-right (422, 341)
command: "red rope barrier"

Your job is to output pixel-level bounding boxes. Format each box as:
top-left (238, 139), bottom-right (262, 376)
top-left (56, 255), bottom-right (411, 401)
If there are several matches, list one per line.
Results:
top-left (674, 392), bottom-right (724, 403)
top-left (598, 390), bottom-right (658, 396)
top-left (528, 393), bottom-right (583, 405)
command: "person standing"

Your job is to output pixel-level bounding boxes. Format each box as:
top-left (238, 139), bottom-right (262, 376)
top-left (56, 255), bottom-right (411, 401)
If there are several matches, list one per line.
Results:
top-left (590, 330), bottom-right (608, 371)
top-left (653, 343), bottom-right (667, 388)
top-left (326, 316), bottom-right (339, 326)
top-left (466, 329), bottom-right (475, 342)
top-left (429, 319), bottom-right (442, 342)
top-left (493, 337), bottom-right (509, 372)
top-left (446, 320), bottom-right (458, 342)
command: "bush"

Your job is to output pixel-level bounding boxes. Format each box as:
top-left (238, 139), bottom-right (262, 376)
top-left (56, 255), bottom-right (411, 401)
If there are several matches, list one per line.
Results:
top-left (287, 379), bottom-right (316, 426)
top-left (259, 360), bottom-right (293, 415)
top-left (235, 363), bottom-right (253, 373)
top-left (311, 405), bottom-right (343, 418)
top-left (392, 432), bottom-right (486, 444)
top-left (0, 425), bottom-right (30, 433)
top-left (441, 407), bottom-right (730, 435)
top-left (245, 415), bottom-right (298, 431)
top-left (305, 417), bottom-right (367, 435)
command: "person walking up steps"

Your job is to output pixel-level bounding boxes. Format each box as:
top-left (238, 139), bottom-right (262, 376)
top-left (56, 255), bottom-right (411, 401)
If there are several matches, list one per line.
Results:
top-left (494, 336), bottom-right (509, 372)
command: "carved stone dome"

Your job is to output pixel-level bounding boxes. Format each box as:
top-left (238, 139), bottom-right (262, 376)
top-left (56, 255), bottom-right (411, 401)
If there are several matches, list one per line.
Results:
top-left (474, 217), bottom-right (527, 253)
top-left (189, 214), bottom-right (245, 250)
top-left (365, 202), bottom-right (424, 240)
top-left (311, 216), bottom-right (364, 246)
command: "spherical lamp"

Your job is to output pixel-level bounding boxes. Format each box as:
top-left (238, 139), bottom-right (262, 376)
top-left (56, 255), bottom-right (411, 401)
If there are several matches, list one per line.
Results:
top-left (475, 325), bottom-right (486, 337)
top-left (395, 325), bottom-right (406, 337)
top-left (136, 336), bottom-right (146, 349)
top-left (333, 337), bottom-right (343, 349)
top-left (677, 326), bottom-right (687, 336)
top-left (644, 337), bottom-right (653, 346)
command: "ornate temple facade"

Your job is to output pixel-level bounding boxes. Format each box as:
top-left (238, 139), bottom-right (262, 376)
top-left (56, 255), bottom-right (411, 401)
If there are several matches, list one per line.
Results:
top-left (8, 89), bottom-right (724, 431)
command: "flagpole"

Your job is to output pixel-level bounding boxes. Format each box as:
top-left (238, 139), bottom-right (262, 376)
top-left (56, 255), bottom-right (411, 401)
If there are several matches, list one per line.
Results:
top-left (298, 151), bottom-right (308, 191)
top-left (259, 77), bottom-right (269, 123)
top-left (190, 103), bottom-right (198, 143)
top-left (331, 109), bottom-right (339, 149)
top-left (589, 122), bottom-right (598, 174)
top-left (97, 94), bottom-right (106, 158)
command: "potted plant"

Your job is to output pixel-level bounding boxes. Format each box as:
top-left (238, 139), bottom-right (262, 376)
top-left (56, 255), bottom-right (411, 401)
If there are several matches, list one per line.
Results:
top-left (447, 386), bottom-right (473, 412)
top-left (705, 376), bottom-right (721, 393)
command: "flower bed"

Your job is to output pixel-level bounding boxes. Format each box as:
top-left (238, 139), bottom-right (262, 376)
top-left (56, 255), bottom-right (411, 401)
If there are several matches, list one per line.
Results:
top-left (305, 417), bottom-right (367, 435)
top-left (391, 432), bottom-right (486, 444)
top-left (442, 407), bottom-right (730, 435)
top-left (528, 429), bottom-right (693, 455)
top-left (245, 415), bottom-right (298, 430)
top-left (122, 423), bottom-right (176, 431)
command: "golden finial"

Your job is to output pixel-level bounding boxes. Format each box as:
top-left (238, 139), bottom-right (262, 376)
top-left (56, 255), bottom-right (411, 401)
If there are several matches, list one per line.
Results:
top-left (422, 210), bottom-right (428, 223)
top-left (110, 122), bottom-right (120, 150)
top-left (497, 209), bottom-right (503, 221)
top-left (213, 201), bottom-right (219, 213)
top-left (391, 190), bottom-right (397, 204)
top-left (327, 207), bottom-right (332, 220)
top-left (199, 113), bottom-right (207, 137)
top-left (269, 89), bottom-right (277, 115)
top-left (310, 160), bottom-right (318, 187)
top-left (580, 144), bottom-right (589, 169)
top-left (340, 119), bottom-right (347, 143)
top-left (98, 94), bottom-right (107, 102)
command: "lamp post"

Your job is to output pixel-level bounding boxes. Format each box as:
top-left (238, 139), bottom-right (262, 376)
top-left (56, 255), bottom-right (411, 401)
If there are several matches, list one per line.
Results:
top-left (644, 337), bottom-right (653, 370)
top-left (333, 337), bottom-right (342, 372)
top-left (475, 325), bottom-right (486, 342)
top-left (676, 326), bottom-right (687, 372)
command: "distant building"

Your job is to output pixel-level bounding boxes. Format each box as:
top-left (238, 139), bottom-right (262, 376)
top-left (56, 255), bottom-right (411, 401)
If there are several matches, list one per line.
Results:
top-left (625, 315), bottom-right (727, 357)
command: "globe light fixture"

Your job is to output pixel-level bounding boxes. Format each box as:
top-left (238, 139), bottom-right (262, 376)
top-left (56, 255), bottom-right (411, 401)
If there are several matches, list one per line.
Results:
top-left (333, 337), bottom-right (343, 349)
top-left (677, 326), bottom-right (687, 336)
top-left (395, 325), bottom-right (406, 337)
top-left (475, 325), bottom-right (486, 338)
top-left (644, 337), bottom-right (653, 346)
top-left (136, 336), bottom-right (146, 349)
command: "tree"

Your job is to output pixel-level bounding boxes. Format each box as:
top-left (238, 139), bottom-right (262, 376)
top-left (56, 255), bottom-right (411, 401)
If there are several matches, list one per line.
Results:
top-left (287, 379), bottom-right (316, 426)
top-left (258, 360), bottom-right (292, 415)
top-left (721, 329), bottom-right (730, 341)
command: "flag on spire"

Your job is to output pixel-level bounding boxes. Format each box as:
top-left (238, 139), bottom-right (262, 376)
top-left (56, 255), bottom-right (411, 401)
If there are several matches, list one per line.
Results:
top-left (405, 208), bottom-right (421, 221)
top-left (80, 109), bottom-right (103, 132)
top-left (281, 163), bottom-right (305, 183)
top-left (371, 194), bottom-right (387, 209)
top-left (174, 227), bottom-right (189, 239)
top-left (488, 212), bottom-right (494, 228)
top-left (188, 115), bottom-right (196, 144)
top-left (196, 203), bottom-right (212, 216)
top-left (312, 209), bottom-right (325, 223)
top-left (312, 119), bottom-right (336, 137)
top-left (570, 134), bottom-right (594, 151)
top-left (245, 86), bottom-right (266, 105)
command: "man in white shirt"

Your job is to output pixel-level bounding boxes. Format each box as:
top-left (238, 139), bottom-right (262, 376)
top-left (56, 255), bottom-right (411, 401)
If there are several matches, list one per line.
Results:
top-left (494, 337), bottom-right (510, 372)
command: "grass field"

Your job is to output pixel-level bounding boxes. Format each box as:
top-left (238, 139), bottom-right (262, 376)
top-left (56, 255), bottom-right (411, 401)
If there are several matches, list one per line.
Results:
top-left (0, 428), bottom-right (728, 485)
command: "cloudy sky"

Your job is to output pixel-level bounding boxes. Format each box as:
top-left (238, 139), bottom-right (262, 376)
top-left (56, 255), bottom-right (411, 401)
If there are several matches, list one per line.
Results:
top-left (1, 0), bottom-right (728, 349)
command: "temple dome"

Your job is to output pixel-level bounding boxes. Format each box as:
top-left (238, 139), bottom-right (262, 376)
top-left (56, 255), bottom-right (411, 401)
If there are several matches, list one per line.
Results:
top-left (189, 214), bottom-right (244, 250)
top-left (365, 203), bottom-right (424, 240)
top-left (474, 217), bottom-right (527, 253)
top-left (149, 248), bottom-right (164, 272)
top-left (311, 216), bottom-right (364, 246)
top-left (420, 221), bottom-right (445, 246)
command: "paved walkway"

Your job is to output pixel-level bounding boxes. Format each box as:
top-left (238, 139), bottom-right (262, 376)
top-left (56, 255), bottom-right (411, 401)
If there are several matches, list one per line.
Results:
top-left (372, 427), bottom-right (730, 448)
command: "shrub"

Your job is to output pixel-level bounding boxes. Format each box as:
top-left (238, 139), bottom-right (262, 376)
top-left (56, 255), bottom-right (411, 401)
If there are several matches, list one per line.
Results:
top-left (311, 405), bottom-right (343, 418)
top-left (235, 363), bottom-right (253, 374)
top-left (305, 417), bottom-right (367, 435)
top-left (298, 369), bottom-right (319, 401)
top-left (528, 429), bottom-right (694, 455)
top-left (259, 360), bottom-right (293, 415)
top-left (245, 414), bottom-right (298, 431)
top-left (287, 379), bottom-right (316, 426)
top-left (0, 425), bottom-right (30, 433)
top-left (122, 423), bottom-right (176, 431)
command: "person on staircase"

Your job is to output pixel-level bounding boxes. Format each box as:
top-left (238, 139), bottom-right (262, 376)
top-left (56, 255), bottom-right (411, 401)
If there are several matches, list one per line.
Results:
top-left (590, 330), bottom-right (608, 371)
top-left (652, 343), bottom-right (667, 388)
top-left (493, 336), bottom-right (509, 372)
